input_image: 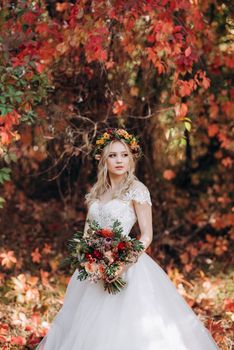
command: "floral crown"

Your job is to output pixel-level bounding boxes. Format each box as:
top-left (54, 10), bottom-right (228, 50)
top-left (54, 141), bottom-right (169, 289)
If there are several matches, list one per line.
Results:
top-left (93, 128), bottom-right (142, 160)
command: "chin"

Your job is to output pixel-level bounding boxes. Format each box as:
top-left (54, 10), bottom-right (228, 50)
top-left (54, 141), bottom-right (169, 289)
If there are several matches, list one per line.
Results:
top-left (112, 169), bottom-right (127, 176)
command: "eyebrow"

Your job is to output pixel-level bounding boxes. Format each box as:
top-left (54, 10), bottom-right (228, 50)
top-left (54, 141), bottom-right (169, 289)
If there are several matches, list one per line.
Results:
top-left (109, 151), bottom-right (128, 154)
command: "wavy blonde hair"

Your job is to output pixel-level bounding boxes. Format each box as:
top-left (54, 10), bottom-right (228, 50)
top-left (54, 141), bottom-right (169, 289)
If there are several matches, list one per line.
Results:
top-left (85, 139), bottom-right (139, 208)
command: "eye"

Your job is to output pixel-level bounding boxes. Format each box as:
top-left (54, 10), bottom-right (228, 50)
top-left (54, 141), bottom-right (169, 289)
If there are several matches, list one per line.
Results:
top-left (109, 154), bottom-right (116, 158)
top-left (123, 153), bottom-right (128, 157)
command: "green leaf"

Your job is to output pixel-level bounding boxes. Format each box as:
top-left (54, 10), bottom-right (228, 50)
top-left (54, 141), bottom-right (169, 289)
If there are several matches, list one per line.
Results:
top-left (184, 121), bottom-right (191, 132)
top-left (180, 138), bottom-right (187, 146)
top-left (9, 152), bottom-right (18, 163)
top-left (0, 167), bottom-right (11, 183)
top-left (0, 197), bottom-right (6, 209)
top-left (3, 154), bottom-right (11, 164)
top-left (1, 167), bottom-right (11, 174)
top-left (15, 96), bottom-right (22, 103)
top-left (0, 105), bottom-right (13, 115)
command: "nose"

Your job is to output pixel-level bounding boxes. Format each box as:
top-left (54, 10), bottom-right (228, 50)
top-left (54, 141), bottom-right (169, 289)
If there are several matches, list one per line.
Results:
top-left (116, 155), bottom-right (123, 163)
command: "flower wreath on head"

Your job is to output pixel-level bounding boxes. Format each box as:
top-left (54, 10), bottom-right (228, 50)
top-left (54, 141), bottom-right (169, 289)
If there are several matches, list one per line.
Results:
top-left (93, 128), bottom-right (142, 160)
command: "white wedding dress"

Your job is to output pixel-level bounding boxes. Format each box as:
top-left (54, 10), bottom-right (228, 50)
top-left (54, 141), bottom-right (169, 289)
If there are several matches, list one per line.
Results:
top-left (35, 181), bottom-right (219, 350)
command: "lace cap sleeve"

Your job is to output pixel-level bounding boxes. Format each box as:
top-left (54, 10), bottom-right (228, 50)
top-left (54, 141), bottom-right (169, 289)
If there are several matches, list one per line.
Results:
top-left (125, 181), bottom-right (152, 206)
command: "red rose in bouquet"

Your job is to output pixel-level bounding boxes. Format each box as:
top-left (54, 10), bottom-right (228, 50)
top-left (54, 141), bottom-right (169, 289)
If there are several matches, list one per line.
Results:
top-left (93, 249), bottom-right (103, 259)
top-left (85, 253), bottom-right (95, 263)
top-left (117, 242), bottom-right (126, 250)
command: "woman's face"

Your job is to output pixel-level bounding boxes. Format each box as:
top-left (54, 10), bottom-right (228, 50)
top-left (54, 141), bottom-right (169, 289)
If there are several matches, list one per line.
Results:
top-left (106, 141), bottom-right (130, 177)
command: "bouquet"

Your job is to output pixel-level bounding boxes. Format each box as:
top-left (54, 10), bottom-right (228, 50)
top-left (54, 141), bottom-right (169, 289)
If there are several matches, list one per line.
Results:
top-left (65, 219), bottom-right (145, 294)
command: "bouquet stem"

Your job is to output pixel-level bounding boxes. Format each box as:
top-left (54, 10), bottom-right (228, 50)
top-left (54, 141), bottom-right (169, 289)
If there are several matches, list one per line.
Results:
top-left (103, 277), bottom-right (127, 294)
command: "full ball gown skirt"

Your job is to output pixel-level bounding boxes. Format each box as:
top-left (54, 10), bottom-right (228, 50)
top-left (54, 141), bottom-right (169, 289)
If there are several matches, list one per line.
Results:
top-left (35, 181), bottom-right (219, 350)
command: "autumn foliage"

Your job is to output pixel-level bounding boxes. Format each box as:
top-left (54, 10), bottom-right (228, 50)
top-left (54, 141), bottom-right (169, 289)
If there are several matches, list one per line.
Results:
top-left (0, 0), bottom-right (233, 349)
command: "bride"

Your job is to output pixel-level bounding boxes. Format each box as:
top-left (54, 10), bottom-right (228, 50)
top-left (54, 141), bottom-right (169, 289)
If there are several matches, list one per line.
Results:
top-left (35, 128), bottom-right (219, 350)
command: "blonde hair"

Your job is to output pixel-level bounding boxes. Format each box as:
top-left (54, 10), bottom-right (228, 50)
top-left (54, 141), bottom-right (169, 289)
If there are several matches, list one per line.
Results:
top-left (85, 139), bottom-right (139, 207)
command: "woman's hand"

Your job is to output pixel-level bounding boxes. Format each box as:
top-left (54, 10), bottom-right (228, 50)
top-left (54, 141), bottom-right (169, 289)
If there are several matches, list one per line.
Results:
top-left (107, 263), bottom-right (131, 283)
top-left (106, 248), bottom-right (146, 283)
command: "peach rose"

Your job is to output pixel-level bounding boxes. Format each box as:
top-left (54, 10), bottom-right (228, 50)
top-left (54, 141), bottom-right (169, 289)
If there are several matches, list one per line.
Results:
top-left (98, 264), bottom-right (105, 276)
top-left (84, 262), bottom-right (98, 274)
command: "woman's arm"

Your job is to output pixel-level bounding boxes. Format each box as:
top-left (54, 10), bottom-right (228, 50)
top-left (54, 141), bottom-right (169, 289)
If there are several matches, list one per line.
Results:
top-left (107, 202), bottom-right (153, 283)
top-left (133, 200), bottom-right (153, 255)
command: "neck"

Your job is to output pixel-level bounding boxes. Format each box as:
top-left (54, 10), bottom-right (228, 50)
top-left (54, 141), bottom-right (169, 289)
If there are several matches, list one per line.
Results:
top-left (108, 173), bottom-right (127, 190)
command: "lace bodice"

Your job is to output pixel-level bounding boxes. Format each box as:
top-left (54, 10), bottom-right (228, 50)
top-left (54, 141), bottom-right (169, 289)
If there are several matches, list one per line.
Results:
top-left (84, 181), bottom-right (152, 237)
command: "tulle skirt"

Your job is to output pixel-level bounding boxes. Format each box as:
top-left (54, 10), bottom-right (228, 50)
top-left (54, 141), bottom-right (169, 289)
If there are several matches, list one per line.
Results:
top-left (35, 252), bottom-right (219, 350)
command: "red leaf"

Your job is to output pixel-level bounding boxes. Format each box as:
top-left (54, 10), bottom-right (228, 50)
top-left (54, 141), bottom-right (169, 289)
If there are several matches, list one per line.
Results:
top-left (0, 130), bottom-right (11, 145)
top-left (35, 23), bottom-right (50, 34)
top-left (31, 248), bottom-right (42, 263)
top-left (195, 70), bottom-right (210, 90)
top-left (0, 250), bottom-right (17, 269)
top-left (221, 157), bottom-right (233, 168)
top-left (147, 47), bottom-right (157, 64)
top-left (175, 103), bottom-right (188, 120)
top-left (40, 269), bottom-right (50, 286)
top-left (185, 47), bottom-right (192, 57)
top-left (208, 124), bottom-right (219, 137)
top-left (11, 335), bottom-right (26, 345)
top-left (42, 243), bottom-right (52, 255)
top-left (224, 298), bottom-right (234, 312)
top-left (105, 60), bottom-right (115, 69)
top-left (163, 169), bottom-right (176, 180)
top-left (35, 62), bottom-right (46, 74)
top-left (180, 252), bottom-right (190, 264)
top-left (27, 334), bottom-right (43, 346)
top-left (155, 60), bottom-right (166, 74)
top-left (177, 79), bottom-right (195, 97)
top-left (21, 11), bottom-right (37, 25)
top-left (218, 132), bottom-right (231, 149)
top-left (112, 100), bottom-right (128, 116)
top-left (56, 2), bottom-right (70, 12)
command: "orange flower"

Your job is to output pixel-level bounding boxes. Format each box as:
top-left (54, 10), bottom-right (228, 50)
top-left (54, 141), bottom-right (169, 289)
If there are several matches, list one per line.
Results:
top-left (103, 132), bottom-right (110, 139)
top-left (99, 228), bottom-right (113, 238)
top-left (96, 138), bottom-right (105, 145)
top-left (130, 140), bottom-right (138, 149)
top-left (117, 129), bottom-right (130, 139)
top-left (98, 264), bottom-right (105, 275)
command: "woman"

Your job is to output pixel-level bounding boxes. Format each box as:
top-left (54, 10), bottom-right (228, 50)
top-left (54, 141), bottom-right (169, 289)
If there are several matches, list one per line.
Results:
top-left (36, 128), bottom-right (219, 350)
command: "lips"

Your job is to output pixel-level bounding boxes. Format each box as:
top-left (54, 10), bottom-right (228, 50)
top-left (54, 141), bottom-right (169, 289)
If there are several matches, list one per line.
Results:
top-left (115, 166), bottom-right (124, 169)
